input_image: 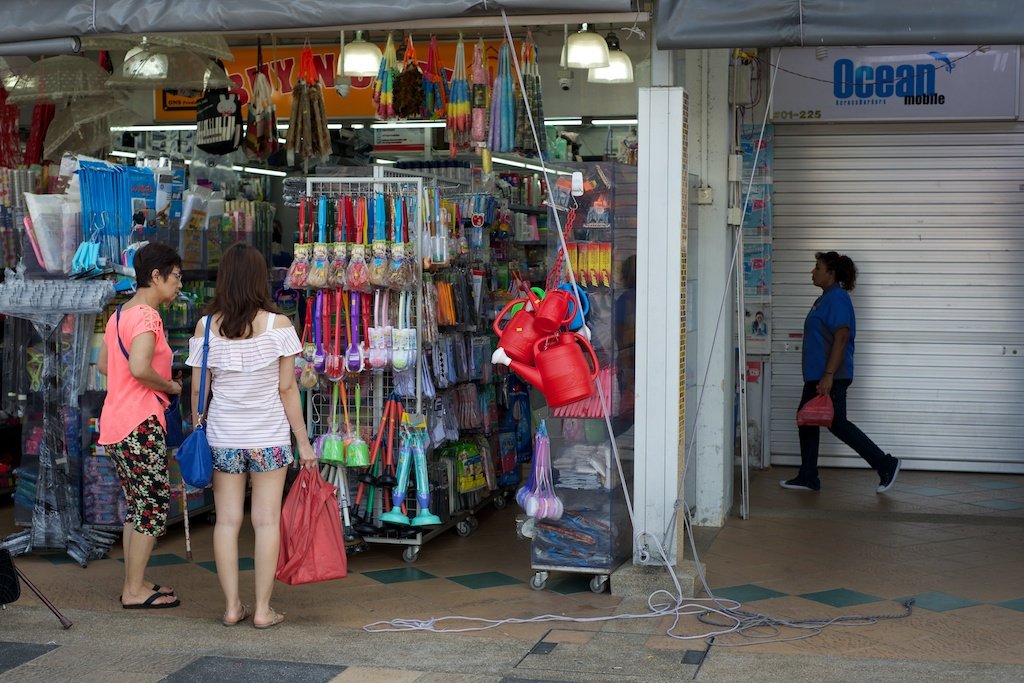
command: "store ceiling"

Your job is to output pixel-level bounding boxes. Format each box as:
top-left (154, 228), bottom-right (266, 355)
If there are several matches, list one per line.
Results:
top-left (656, 0), bottom-right (1024, 48)
top-left (0, 0), bottom-right (637, 46)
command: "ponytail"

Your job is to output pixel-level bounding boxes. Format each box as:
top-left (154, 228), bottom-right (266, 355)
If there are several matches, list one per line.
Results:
top-left (815, 251), bottom-right (858, 291)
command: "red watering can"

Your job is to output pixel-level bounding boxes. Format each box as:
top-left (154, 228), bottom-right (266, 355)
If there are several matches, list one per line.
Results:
top-left (491, 332), bottom-right (599, 408)
top-left (492, 289), bottom-right (545, 364)
top-left (532, 289), bottom-right (578, 334)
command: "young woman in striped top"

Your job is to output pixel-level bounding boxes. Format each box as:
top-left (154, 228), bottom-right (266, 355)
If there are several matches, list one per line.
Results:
top-left (187, 243), bottom-right (316, 629)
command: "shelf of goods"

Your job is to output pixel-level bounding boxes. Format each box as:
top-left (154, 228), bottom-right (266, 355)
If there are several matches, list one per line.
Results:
top-left (519, 161), bottom-right (637, 593)
top-left (294, 172), bottom-right (526, 563)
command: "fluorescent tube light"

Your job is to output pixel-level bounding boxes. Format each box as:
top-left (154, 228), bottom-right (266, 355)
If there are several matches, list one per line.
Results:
top-left (370, 120), bottom-right (446, 129)
top-left (110, 150), bottom-right (139, 158)
top-left (591, 118), bottom-right (638, 125)
top-left (110, 125), bottom-right (197, 132)
top-left (243, 167), bottom-right (288, 177)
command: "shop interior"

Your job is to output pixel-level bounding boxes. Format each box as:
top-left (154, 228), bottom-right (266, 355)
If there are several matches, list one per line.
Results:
top-left (0, 16), bottom-right (647, 601)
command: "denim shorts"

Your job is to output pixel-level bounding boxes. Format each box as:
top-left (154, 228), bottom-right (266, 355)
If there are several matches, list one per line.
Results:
top-left (211, 445), bottom-right (293, 474)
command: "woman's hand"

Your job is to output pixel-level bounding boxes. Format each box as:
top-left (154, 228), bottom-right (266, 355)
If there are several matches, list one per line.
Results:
top-left (166, 380), bottom-right (183, 396)
top-left (816, 373), bottom-right (833, 396)
top-left (297, 440), bottom-right (318, 470)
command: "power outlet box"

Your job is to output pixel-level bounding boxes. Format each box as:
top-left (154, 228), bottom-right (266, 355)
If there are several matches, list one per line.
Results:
top-left (695, 185), bottom-right (713, 205)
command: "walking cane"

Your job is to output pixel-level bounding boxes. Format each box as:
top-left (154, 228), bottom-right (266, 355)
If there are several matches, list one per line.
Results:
top-left (182, 481), bottom-right (193, 561)
top-left (13, 566), bottom-right (73, 629)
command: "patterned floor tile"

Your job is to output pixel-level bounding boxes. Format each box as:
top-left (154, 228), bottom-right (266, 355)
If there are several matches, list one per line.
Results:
top-left (548, 574), bottom-right (591, 595)
top-left (900, 591), bottom-right (981, 612)
top-left (0, 641), bottom-right (58, 675)
top-left (711, 584), bottom-right (788, 603)
top-left (162, 656), bottom-right (344, 683)
top-left (971, 481), bottom-right (1021, 490)
top-left (196, 557), bottom-right (255, 574)
top-left (447, 571), bottom-right (523, 589)
top-left (901, 487), bottom-right (957, 497)
top-left (996, 598), bottom-right (1024, 612)
top-left (116, 553), bottom-right (189, 568)
top-left (799, 588), bottom-right (884, 608)
top-left (971, 499), bottom-right (1024, 511)
top-left (362, 567), bottom-right (437, 584)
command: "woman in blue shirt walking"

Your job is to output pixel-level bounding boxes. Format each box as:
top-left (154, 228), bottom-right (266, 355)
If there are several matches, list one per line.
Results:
top-left (781, 251), bottom-right (901, 493)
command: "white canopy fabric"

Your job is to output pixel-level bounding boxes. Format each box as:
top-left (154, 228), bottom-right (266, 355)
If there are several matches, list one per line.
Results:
top-left (656, 0), bottom-right (1024, 49)
top-left (0, 0), bottom-right (633, 43)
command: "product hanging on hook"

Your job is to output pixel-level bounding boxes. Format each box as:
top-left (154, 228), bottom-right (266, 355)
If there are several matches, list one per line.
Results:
top-left (394, 35), bottom-right (425, 119)
top-left (488, 40), bottom-right (516, 154)
top-left (447, 34), bottom-right (471, 157)
top-left (373, 33), bottom-right (398, 120)
top-left (470, 38), bottom-right (489, 148)
top-left (423, 35), bottom-right (447, 120)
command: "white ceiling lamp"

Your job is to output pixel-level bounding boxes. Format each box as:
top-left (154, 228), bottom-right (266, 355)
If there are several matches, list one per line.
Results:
top-left (588, 32), bottom-right (633, 84)
top-left (565, 23), bottom-right (609, 70)
top-left (343, 31), bottom-right (382, 77)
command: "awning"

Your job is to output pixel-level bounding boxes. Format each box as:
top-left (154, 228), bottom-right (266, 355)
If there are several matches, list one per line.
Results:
top-left (656, 0), bottom-right (1024, 49)
top-left (0, 0), bottom-right (634, 44)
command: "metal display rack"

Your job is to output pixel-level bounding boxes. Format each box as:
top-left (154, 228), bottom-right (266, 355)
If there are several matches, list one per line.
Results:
top-left (300, 172), bottom-right (510, 562)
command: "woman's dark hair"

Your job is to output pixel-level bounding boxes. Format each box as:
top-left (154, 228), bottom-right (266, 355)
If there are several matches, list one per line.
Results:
top-left (815, 251), bottom-right (858, 291)
top-left (205, 242), bottom-right (277, 339)
top-left (133, 242), bottom-right (182, 288)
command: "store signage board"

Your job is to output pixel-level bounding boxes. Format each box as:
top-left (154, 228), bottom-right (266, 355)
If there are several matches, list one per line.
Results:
top-left (155, 41), bottom-right (509, 122)
top-left (771, 45), bottom-right (1020, 122)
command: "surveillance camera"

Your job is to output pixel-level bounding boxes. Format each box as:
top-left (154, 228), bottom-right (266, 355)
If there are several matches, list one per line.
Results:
top-left (557, 68), bottom-right (573, 91)
top-left (334, 80), bottom-right (351, 97)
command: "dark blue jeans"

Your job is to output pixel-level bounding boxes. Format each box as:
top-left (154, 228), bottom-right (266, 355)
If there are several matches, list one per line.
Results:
top-left (798, 379), bottom-right (888, 484)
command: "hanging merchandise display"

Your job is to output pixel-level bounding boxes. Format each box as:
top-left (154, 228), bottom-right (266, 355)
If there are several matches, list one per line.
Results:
top-left (372, 33), bottom-right (399, 120)
top-left (0, 87), bottom-right (20, 168)
top-left (488, 40), bottom-right (516, 154)
top-left (243, 40), bottom-right (280, 161)
top-left (394, 36), bottom-right (426, 120)
top-left (286, 44), bottom-right (332, 167)
top-left (423, 36), bottom-right (448, 120)
top-left (195, 60), bottom-right (243, 156)
top-left (470, 38), bottom-right (489, 148)
top-left (446, 35), bottom-right (471, 157)
top-left (516, 421), bottom-right (562, 520)
top-left (24, 103), bottom-right (55, 167)
top-left (516, 32), bottom-right (548, 155)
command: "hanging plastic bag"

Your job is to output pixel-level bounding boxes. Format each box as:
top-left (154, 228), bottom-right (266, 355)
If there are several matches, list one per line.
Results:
top-left (275, 467), bottom-right (348, 585)
top-left (367, 192), bottom-right (390, 287)
top-left (797, 394), bottom-right (834, 428)
top-left (243, 40), bottom-right (280, 161)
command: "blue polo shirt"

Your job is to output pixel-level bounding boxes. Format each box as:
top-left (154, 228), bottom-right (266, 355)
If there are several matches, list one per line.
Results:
top-left (803, 285), bottom-right (855, 381)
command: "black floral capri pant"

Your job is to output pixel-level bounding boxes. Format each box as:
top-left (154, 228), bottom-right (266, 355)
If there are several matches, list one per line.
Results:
top-left (106, 415), bottom-right (170, 537)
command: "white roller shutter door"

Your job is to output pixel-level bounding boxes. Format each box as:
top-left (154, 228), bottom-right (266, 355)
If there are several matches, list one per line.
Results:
top-left (770, 122), bottom-right (1024, 473)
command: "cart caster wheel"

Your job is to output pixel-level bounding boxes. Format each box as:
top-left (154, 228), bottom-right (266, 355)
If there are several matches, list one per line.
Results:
top-left (466, 516), bottom-right (480, 530)
top-left (530, 572), bottom-right (548, 591)
top-left (492, 493), bottom-right (507, 510)
top-left (456, 520), bottom-right (472, 537)
top-left (590, 575), bottom-right (609, 593)
top-left (402, 546), bottom-right (420, 564)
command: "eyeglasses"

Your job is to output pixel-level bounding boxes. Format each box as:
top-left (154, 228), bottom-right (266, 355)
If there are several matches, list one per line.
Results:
top-left (169, 271), bottom-right (183, 281)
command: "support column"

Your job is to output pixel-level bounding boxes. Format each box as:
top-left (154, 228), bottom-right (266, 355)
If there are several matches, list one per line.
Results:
top-left (686, 49), bottom-right (734, 527)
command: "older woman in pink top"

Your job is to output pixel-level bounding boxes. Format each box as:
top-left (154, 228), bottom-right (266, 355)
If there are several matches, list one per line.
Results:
top-left (97, 243), bottom-right (183, 610)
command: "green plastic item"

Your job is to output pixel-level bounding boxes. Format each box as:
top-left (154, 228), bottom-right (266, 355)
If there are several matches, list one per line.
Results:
top-left (509, 287), bottom-right (546, 315)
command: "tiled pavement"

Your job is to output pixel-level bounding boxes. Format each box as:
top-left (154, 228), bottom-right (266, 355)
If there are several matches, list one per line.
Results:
top-left (1, 467), bottom-right (1023, 681)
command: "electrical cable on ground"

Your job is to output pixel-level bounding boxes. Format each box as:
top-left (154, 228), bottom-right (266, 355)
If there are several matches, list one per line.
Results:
top-left (364, 23), bottom-right (915, 645)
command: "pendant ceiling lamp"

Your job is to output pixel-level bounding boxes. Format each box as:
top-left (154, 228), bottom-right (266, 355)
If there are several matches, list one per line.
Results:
top-left (565, 23), bottom-right (609, 70)
top-left (106, 44), bottom-right (231, 91)
top-left (81, 34), bottom-right (234, 62)
top-left (588, 32), bottom-right (633, 84)
top-left (343, 31), bottom-right (382, 77)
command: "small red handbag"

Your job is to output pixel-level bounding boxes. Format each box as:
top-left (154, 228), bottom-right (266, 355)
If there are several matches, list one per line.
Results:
top-left (797, 394), bottom-right (834, 428)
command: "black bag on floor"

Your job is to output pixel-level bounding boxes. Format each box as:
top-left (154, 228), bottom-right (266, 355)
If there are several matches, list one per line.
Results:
top-left (0, 548), bottom-right (21, 605)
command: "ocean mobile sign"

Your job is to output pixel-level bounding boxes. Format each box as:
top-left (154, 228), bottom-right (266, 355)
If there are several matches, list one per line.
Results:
top-left (771, 46), bottom-right (1019, 122)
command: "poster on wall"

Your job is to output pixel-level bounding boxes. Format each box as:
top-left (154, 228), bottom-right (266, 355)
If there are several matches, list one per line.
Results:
top-left (744, 305), bottom-right (771, 355)
top-left (743, 242), bottom-right (771, 297)
top-left (771, 45), bottom-right (1020, 122)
